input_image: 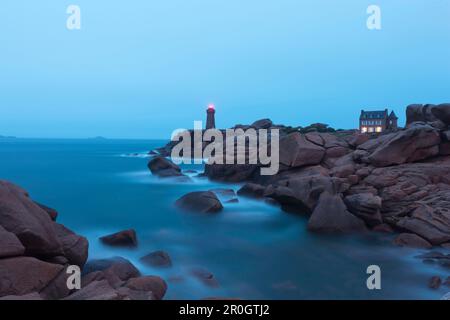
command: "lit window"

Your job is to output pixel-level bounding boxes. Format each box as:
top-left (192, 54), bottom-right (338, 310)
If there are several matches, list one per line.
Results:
top-left (361, 127), bottom-right (368, 133)
top-left (376, 126), bottom-right (382, 133)
top-left (368, 127), bottom-right (374, 133)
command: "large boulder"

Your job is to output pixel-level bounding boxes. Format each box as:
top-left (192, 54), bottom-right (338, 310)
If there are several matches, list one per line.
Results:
top-left (431, 103), bottom-right (450, 125)
top-left (125, 276), bottom-right (167, 300)
top-left (406, 104), bottom-right (439, 125)
top-left (82, 257), bottom-right (141, 290)
top-left (0, 225), bottom-right (25, 258)
top-left (147, 156), bottom-right (184, 178)
top-left (367, 124), bottom-right (440, 167)
top-left (395, 205), bottom-right (450, 245)
top-left (265, 174), bottom-right (346, 213)
top-left (100, 229), bottom-right (137, 248)
top-left (279, 132), bottom-right (325, 168)
top-left (0, 257), bottom-right (63, 297)
top-left (175, 191), bottom-right (223, 213)
top-left (54, 223), bottom-right (89, 267)
top-left (406, 103), bottom-right (450, 126)
top-left (237, 183), bottom-right (267, 198)
top-left (344, 193), bottom-right (383, 227)
top-left (0, 181), bottom-right (63, 256)
top-left (307, 192), bottom-right (367, 233)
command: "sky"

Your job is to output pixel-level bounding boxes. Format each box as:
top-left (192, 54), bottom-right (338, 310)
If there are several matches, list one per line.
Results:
top-left (0, 0), bottom-right (449, 139)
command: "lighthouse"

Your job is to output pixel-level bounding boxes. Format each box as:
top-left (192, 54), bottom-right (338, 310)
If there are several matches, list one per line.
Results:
top-left (206, 104), bottom-right (216, 129)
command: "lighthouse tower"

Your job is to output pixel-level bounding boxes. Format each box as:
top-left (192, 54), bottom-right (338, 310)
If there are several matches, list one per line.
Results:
top-left (206, 104), bottom-right (216, 129)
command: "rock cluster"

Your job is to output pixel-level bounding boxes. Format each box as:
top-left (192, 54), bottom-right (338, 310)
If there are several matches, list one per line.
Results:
top-left (198, 104), bottom-right (450, 243)
top-left (0, 180), bottom-right (88, 299)
top-left (0, 181), bottom-right (167, 300)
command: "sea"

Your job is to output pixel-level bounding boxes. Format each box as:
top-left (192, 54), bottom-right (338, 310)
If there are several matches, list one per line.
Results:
top-left (0, 138), bottom-right (448, 300)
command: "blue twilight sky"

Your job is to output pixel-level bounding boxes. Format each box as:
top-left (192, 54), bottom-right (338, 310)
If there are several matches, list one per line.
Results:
top-left (0, 0), bottom-right (449, 139)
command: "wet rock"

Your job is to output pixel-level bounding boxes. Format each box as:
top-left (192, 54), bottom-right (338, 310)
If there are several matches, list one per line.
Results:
top-left (83, 257), bottom-right (140, 288)
top-left (0, 257), bottom-right (63, 297)
top-left (0, 225), bottom-right (25, 258)
top-left (428, 276), bottom-right (442, 289)
top-left (64, 280), bottom-right (120, 300)
top-left (140, 251), bottom-right (172, 268)
top-left (125, 276), bottom-right (167, 300)
top-left (0, 180), bottom-right (63, 256)
top-left (344, 193), bottom-right (382, 227)
top-left (147, 156), bottom-right (184, 178)
top-left (34, 202), bottom-right (58, 221)
top-left (54, 223), bottom-right (89, 267)
top-left (393, 233), bottom-right (432, 249)
top-left (175, 191), bottom-right (223, 213)
top-left (100, 229), bottom-right (138, 248)
top-left (237, 183), bottom-right (266, 199)
top-left (307, 192), bottom-right (367, 233)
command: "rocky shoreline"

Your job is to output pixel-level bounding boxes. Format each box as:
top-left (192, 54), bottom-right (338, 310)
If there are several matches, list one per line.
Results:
top-left (155, 104), bottom-right (450, 250)
top-left (0, 181), bottom-right (167, 300)
top-left (2, 103), bottom-right (450, 300)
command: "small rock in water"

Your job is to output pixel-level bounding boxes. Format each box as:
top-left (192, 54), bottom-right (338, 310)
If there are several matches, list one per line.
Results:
top-left (148, 156), bottom-right (185, 178)
top-left (100, 229), bottom-right (138, 247)
top-left (140, 250), bottom-right (172, 268)
top-left (428, 276), bottom-right (442, 289)
top-left (175, 191), bottom-right (223, 214)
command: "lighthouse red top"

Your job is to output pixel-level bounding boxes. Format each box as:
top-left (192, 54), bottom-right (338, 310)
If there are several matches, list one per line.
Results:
top-left (207, 104), bottom-right (215, 111)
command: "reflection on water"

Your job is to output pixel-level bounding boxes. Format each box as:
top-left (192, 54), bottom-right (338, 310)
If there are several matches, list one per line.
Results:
top-left (0, 139), bottom-right (448, 299)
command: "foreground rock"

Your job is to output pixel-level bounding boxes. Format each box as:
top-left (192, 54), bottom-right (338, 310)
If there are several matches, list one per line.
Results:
top-left (0, 257), bottom-right (63, 297)
top-left (175, 191), bottom-right (223, 213)
top-left (100, 229), bottom-right (138, 248)
top-left (0, 181), bottom-right (63, 256)
top-left (0, 180), bottom-right (89, 299)
top-left (0, 225), bottom-right (25, 258)
top-left (73, 257), bottom-right (167, 300)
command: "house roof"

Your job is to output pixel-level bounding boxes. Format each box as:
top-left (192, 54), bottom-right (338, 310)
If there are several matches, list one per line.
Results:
top-left (360, 109), bottom-right (388, 119)
top-left (388, 111), bottom-right (398, 119)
